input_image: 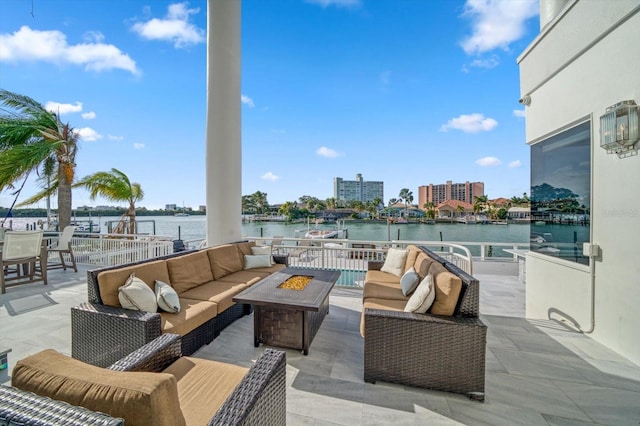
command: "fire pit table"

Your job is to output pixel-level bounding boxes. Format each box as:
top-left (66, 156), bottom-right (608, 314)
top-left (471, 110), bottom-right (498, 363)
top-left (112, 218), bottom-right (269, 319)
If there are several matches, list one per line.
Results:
top-left (233, 268), bottom-right (340, 355)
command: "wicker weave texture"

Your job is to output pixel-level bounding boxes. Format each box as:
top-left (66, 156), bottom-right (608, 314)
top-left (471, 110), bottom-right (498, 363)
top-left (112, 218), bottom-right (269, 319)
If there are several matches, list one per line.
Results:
top-left (209, 348), bottom-right (287, 426)
top-left (0, 385), bottom-right (124, 426)
top-left (71, 302), bottom-right (161, 367)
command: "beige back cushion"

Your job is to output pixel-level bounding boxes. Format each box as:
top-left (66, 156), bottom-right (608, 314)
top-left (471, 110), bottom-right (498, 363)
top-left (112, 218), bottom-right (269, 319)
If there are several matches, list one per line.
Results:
top-left (235, 241), bottom-right (255, 257)
top-left (12, 349), bottom-right (186, 426)
top-left (428, 262), bottom-right (462, 316)
top-left (207, 244), bottom-right (243, 280)
top-left (167, 251), bottom-right (214, 294)
top-left (414, 251), bottom-right (435, 279)
top-left (403, 245), bottom-right (420, 273)
top-left (98, 260), bottom-right (170, 307)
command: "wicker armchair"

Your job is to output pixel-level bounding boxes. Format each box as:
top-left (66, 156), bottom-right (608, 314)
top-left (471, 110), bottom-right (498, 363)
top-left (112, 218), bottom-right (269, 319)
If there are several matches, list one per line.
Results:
top-left (363, 246), bottom-right (487, 401)
top-left (2, 334), bottom-right (287, 426)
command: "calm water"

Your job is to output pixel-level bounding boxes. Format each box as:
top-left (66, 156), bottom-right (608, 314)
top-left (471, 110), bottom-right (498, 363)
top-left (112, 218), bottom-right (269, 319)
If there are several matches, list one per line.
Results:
top-left (9, 215), bottom-right (531, 243)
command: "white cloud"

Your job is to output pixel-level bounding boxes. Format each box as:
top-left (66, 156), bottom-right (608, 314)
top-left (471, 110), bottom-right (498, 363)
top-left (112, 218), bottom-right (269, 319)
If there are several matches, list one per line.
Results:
top-left (131, 2), bottom-right (205, 48)
top-left (133, 143), bottom-right (145, 150)
top-left (463, 56), bottom-right (500, 72)
top-left (476, 156), bottom-right (502, 166)
top-left (508, 160), bottom-right (522, 168)
top-left (241, 94), bottom-right (255, 108)
top-left (82, 111), bottom-right (96, 120)
top-left (77, 127), bottom-right (102, 142)
top-left (316, 146), bottom-right (341, 158)
top-left (306, 0), bottom-right (361, 8)
top-left (108, 135), bottom-right (124, 141)
top-left (45, 101), bottom-right (82, 115)
top-left (0, 26), bottom-right (139, 75)
top-left (460, 0), bottom-right (538, 55)
top-left (513, 109), bottom-right (526, 118)
top-left (440, 113), bottom-right (498, 133)
top-left (261, 172), bottom-right (280, 181)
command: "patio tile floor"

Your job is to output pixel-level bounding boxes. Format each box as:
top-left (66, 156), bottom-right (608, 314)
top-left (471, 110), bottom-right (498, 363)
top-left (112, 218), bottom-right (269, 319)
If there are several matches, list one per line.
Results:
top-left (1, 261), bottom-right (639, 425)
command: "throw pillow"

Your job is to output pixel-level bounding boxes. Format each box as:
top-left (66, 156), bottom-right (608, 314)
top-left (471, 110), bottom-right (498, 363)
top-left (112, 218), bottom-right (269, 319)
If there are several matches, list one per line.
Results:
top-left (400, 267), bottom-right (420, 296)
top-left (118, 273), bottom-right (157, 312)
top-left (243, 254), bottom-right (272, 269)
top-left (251, 245), bottom-right (275, 264)
top-left (380, 248), bottom-right (408, 277)
top-left (404, 274), bottom-right (435, 314)
top-left (155, 280), bottom-right (180, 313)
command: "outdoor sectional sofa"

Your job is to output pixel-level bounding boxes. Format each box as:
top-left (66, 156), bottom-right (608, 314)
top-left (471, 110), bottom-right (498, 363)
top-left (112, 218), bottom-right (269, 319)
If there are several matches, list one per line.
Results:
top-left (1, 333), bottom-right (286, 426)
top-left (362, 245), bottom-right (487, 401)
top-left (71, 241), bottom-right (287, 367)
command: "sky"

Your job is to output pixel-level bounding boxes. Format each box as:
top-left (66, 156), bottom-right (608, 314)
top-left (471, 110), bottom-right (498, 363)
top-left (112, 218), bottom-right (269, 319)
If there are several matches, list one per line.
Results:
top-left (0, 0), bottom-right (540, 210)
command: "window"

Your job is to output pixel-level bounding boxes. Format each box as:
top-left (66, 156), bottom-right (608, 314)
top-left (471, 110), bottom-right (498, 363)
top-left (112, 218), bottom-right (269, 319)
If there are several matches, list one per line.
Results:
top-left (530, 120), bottom-right (591, 265)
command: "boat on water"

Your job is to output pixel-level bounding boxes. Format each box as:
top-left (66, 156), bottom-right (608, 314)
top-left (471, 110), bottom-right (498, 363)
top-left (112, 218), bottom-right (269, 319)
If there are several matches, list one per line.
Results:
top-left (175, 213), bottom-right (189, 217)
top-left (305, 229), bottom-right (340, 239)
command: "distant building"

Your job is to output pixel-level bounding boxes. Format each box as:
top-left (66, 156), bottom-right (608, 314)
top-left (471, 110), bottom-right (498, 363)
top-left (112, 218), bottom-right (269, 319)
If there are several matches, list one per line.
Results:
top-left (334, 173), bottom-right (383, 204)
top-left (198, 205), bottom-right (206, 212)
top-left (165, 204), bottom-right (177, 211)
top-left (418, 181), bottom-right (484, 208)
top-left (94, 205), bottom-right (119, 211)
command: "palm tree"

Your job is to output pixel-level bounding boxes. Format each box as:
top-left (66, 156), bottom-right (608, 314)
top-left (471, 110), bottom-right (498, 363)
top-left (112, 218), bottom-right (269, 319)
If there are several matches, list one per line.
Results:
top-left (473, 195), bottom-right (488, 215)
top-left (399, 188), bottom-right (413, 218)
top-left (0, 89), bottom-right (79, 229)
top-left (74, 168), bottom-right (143, 234)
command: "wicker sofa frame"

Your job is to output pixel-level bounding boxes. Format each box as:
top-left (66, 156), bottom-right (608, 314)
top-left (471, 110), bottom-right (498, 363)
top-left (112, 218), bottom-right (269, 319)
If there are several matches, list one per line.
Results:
top-left (363, 246), bottom-right (487, 401)
top-left (71, 247), bottom-right (288, 367)
top-left (1, 334), bottom-right (286, 426)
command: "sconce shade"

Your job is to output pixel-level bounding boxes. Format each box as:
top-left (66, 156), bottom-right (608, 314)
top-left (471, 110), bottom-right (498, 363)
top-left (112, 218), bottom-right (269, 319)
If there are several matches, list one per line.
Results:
top-left (600, 100), bottom-right (639, 154)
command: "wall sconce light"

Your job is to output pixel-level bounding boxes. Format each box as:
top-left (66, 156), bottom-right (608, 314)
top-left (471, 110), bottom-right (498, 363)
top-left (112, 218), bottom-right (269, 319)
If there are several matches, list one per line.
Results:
top-left (600, 100), bottom-right (639, 156)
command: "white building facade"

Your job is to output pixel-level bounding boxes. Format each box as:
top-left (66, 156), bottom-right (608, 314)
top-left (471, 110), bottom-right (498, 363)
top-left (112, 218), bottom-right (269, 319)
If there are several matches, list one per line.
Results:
top-left (518, 0), bottom-right (640, 364)
top-left (334, 174), bottom-right (384, 205)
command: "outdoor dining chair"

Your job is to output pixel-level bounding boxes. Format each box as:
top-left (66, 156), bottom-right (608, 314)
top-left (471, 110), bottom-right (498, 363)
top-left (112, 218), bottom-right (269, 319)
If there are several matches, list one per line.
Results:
top-left (0, 230), bottom-right (47, 294)
top-left (47, 225), bottom-right (78, 272)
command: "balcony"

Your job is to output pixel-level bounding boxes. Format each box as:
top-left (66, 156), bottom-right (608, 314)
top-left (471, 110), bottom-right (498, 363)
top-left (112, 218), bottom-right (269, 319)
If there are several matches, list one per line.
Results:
top-left (1, 255), bottom-right (639, 424)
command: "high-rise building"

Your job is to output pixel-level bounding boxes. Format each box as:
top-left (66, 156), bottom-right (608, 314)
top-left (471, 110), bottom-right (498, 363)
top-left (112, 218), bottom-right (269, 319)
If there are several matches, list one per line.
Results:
top-left (418, 181), bottom-right (484, 208)
top-left (334, 174), bottom-right (383, 204)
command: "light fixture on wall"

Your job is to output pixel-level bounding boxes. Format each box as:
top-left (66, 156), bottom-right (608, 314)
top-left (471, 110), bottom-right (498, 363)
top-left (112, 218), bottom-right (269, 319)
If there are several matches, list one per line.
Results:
top-left (600, 100), bottom-right (639, 156)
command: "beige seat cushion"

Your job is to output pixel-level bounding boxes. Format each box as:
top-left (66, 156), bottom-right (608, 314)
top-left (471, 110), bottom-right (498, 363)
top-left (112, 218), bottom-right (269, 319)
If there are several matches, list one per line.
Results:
top-left (247, 262), bottom-right (286, 275)
top-left (428, 263), bottom-right (462, 316)
top-left (163, 356), bottom-right (248, 426)
top-left (98, 260), bottom-right (170, 307)
top-left (160, 297), bottom-right (218, 336)
top-left (216, 270), bottom-right (270, 285)
top-left (207, 244), bottom-right (244, 279)
top-left (12, 349), bottom-right (186, 426)
top-left (360, 298), bottom-right (407, 337)
top-left (179, 281), bottom-right (249, 313)
top-left (364, 270), bottom-right (402, 286)
top-left (167, 251), bottom-right (215, 294)
top-left (362, 279), bottom-right (408, 302)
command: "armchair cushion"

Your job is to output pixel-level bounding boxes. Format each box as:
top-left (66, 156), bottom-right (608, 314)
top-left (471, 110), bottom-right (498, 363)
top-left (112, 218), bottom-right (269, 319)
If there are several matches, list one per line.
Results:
top-left (12, 349), bottom-right (186, 426)
top-left (163, 356), bottom-right (248, 426)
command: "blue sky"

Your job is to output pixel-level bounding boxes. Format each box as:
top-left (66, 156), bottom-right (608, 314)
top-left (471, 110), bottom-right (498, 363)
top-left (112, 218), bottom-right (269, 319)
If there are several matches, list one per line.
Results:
top-left (0, 0), bottom-right (539, 210)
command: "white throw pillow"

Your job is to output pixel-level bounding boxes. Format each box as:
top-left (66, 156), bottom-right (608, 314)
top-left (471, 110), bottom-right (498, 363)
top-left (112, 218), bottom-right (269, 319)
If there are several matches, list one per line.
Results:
top-left (118, 273), bottom-right (158, 313)
top-left (244, 254), bottom-right (272, 269)
top-left (155, 280), bottom-right (180, 313)
top-left (251, 246), bottom-right (275, 264)
top-left (380, 248), bottom-right (408, 277)
top-left (404, 274), bottom-right (435, 314)
top-left (400, 267), bottom-right (420, 296)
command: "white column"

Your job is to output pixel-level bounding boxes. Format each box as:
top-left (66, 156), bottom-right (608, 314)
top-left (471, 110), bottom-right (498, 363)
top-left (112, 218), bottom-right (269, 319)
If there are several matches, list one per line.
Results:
top-left (206, 0), bottom-right (242, 247)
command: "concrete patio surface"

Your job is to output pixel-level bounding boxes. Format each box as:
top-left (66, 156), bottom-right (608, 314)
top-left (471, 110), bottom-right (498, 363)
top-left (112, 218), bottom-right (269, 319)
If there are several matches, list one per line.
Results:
top-left (1, 261), bottom-right (639, 425)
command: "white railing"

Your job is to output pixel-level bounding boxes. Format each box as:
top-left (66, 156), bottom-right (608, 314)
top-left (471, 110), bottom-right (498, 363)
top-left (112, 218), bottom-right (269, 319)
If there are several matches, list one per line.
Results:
top-left (47, 233), bottom-right (174, 267)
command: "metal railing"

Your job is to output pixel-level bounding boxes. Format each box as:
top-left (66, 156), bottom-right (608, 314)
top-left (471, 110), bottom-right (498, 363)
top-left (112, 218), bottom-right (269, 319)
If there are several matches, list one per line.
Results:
top-left (47, 233), bottom-right (174, 267)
